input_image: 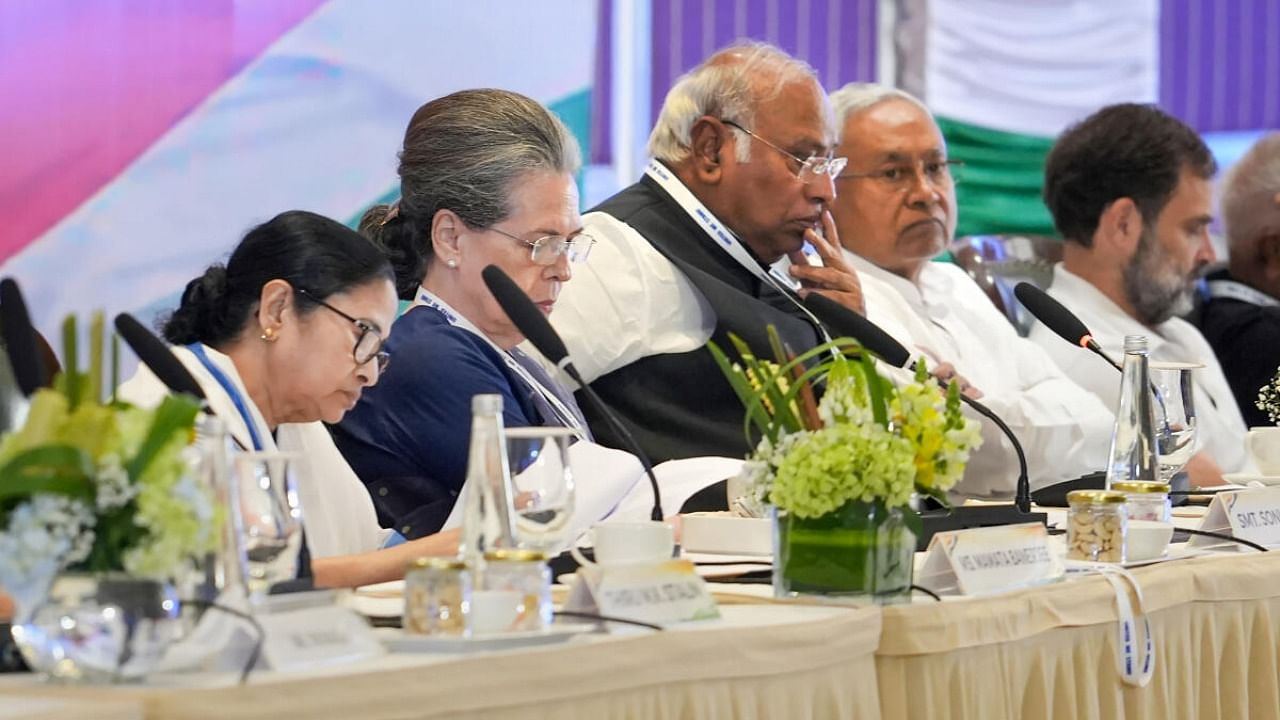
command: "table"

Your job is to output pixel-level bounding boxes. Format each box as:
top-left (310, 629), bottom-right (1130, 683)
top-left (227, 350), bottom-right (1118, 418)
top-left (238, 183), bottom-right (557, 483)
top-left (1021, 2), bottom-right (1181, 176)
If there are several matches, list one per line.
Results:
top-left (3, 550), bottom-right (1280, 719)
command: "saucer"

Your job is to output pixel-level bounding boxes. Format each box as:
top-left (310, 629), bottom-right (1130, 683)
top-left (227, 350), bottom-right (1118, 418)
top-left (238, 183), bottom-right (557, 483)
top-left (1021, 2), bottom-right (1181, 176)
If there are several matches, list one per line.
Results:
top-left (382, 624), bottom-right (596, 654)
top-left (1222, 473), bottom-right (1280, 487)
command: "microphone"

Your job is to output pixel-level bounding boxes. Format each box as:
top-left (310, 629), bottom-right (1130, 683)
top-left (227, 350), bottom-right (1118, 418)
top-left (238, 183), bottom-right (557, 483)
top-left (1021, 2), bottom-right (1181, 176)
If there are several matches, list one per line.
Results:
top-left (481, 265), bottom-right (664, 522)
top-left (113, 313), bottom-right (208, 402)
top-left (802, 294), bottom-right (1045, 541)
top-left (1014, 282), bottom-right (1122, 372)
top-left (0, 278), bottom-right (49, 396)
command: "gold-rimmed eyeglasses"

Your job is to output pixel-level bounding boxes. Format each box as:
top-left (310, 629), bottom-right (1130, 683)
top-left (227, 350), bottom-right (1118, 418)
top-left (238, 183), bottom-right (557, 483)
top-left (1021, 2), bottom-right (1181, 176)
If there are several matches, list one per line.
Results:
top-left (719, 118), bottom-right (848, 182)
top-left (296, 288), bottom-right (390, 373)
top-left (486, 226), bottom-right (597, 266)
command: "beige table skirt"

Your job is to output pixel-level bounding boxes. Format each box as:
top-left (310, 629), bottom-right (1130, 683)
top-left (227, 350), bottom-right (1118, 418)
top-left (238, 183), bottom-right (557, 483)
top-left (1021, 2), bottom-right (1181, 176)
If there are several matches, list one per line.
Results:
top-left (877, 552), bottom-right (1280, 720)
top-left (0, 604), bottom-right (883, 720)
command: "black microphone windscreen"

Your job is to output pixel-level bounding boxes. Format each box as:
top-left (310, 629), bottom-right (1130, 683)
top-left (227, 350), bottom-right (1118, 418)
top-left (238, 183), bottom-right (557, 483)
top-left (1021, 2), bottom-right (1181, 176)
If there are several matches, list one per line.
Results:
top-left (481, 265), bottom-right (569, 364)
top-left (0, 278), bottom-right (47, 396)
top-left (113, 314), bottom-right (207, 401)
top-left (1013, 282), bottom-right (1092, 347)
top-left (802, 294), bottom-right (911, 368)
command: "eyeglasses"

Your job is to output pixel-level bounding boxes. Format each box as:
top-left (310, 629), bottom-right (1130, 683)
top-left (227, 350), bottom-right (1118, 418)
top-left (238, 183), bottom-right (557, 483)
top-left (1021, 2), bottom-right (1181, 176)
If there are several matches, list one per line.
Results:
top-left (296, 288), bottom-right (390, 373)
top-left (719, 118), bottom-right (848, 182)
top-left (837, 159), bottom-right (964, 191)
top-left (486, 226), bottom-right (597, 266)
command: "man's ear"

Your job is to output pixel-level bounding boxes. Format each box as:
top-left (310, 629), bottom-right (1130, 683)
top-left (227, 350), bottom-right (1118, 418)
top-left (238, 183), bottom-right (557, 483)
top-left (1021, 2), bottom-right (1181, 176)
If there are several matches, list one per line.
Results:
top-left (1097, 197), bottom-right (1144, 258)
top-left (688, 116), bottom-right (729, 185)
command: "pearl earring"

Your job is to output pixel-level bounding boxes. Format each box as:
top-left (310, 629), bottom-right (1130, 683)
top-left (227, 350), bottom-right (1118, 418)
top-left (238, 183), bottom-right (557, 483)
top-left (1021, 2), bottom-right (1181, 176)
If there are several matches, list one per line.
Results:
top-left (446, 258), bottom-right (458, 268)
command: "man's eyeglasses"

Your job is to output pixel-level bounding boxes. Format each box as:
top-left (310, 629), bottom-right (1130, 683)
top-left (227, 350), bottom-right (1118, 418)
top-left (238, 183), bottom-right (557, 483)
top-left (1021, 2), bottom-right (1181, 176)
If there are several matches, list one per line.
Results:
top-left (487, 226), bottom-right (597, 266)
top-left (837, 159), bottom-right (965, 191)
top-left (296, 288), bottom-right (390, 373)
top-left (719, 118), bottom-right (848, 182)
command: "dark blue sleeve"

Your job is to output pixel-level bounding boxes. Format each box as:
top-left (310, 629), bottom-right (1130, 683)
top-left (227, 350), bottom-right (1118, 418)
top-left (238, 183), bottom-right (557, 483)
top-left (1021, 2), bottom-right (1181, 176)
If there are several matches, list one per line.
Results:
top-left (331, 310), bottom-right (537, 537)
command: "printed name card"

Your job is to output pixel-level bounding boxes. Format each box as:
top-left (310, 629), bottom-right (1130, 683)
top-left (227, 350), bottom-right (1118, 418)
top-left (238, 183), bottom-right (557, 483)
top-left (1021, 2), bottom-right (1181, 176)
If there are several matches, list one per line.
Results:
top-left (258, 598), bottom-right (385, 671)
top-left (918, 523), bottom-right (1060, 596)
top-left (1190, 486), bottom-right (1280, 549)
top-left (564, 559), bottom-right (720, 626)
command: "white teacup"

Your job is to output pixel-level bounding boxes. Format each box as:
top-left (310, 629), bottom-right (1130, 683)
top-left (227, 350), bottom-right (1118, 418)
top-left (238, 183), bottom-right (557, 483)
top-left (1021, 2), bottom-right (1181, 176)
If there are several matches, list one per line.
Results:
top-left (468, 590), bottom-right (522, 635)
top-left (1125, 520), bottom-right (1174, 562)
top-left (570, 521), bottom-right (674, 567)
top-left (1248, 427), bottom-right (1280, 476)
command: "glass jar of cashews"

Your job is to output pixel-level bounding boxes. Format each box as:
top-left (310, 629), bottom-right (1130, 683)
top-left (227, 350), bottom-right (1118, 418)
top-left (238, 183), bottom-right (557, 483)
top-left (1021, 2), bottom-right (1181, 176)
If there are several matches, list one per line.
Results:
top-left (1066, 490), bottom-right (1128, 563)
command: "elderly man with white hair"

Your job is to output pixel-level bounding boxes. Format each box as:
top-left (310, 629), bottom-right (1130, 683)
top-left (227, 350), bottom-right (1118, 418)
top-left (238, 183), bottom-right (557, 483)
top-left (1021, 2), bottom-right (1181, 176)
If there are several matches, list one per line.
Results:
top-left (546, 42), bottom-right (864, 463)
top-left (825, 82), bottom-right (1115, 495)
top-left (1198, 133), bottom-right (1280, 427)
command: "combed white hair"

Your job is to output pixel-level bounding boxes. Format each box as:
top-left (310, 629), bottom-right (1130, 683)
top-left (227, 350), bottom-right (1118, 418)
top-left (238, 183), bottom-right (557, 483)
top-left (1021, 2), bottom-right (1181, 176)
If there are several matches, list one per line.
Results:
top-left (829, 83), bottom-right (931, 140)
top-left (1222, 133), bottom-right (1280, 256)
top-left (647, 41), bottom-right (820, 164)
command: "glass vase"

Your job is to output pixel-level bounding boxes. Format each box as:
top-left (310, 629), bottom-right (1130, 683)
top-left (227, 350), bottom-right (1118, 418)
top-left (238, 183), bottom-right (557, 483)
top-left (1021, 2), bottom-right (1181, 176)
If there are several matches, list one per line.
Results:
top-left (773, 500), bottom-right (915, 604)
top-left (10, 573), bottom-right (181, 683)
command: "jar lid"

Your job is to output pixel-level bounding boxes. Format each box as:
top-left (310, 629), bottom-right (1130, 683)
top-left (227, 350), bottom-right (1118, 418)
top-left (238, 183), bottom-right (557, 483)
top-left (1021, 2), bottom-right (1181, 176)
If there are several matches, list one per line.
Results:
top-left (1066, 489), bottom-right (1127, 505)
top-left (408, 556), bottom-right (467, 571)
top-left (484, 548), bottom-right (548, 563)
top-left (1111, 481), bottom-right (1171, 494)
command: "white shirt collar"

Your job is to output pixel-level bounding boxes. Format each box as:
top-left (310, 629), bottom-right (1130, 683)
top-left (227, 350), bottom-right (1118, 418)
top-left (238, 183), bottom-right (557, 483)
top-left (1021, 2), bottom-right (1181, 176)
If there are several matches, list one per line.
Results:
top-left (1050, 265), bottom-right (1175, 352)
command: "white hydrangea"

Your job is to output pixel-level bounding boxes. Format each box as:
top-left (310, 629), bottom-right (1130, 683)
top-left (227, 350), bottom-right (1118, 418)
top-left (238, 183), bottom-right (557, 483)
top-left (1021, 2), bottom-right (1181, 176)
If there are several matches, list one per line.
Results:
top-left (93, 454), bottom-right (137, 511)
top-left (0, 494), bottom-right (95, 599)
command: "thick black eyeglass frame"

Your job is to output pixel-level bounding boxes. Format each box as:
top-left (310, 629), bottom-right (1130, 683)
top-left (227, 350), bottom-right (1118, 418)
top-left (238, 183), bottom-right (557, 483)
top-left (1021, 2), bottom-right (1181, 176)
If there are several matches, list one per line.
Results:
top-left (295, 288), bottom-right (390, 372)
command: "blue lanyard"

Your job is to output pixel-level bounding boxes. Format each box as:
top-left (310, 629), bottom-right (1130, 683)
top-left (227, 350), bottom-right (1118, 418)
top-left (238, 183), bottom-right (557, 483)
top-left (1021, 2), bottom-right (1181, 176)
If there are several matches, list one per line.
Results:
top-left (186, 344), bottom-right (265, 451)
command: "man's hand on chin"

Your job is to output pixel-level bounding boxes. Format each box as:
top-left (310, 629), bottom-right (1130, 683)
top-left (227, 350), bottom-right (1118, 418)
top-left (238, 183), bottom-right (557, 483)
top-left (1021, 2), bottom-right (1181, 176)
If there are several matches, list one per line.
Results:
top-left (787, 210), bottom-right (865, 315)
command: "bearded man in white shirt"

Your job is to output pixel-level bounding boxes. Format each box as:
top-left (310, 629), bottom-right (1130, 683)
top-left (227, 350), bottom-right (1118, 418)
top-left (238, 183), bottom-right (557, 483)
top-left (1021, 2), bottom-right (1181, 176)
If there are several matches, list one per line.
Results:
top-left (1032, 103), bottom-right (1246, 480)
top-left (547, 42), bottom-right (865, 463)
top-left (825, 83), bottom-right (1115, 497)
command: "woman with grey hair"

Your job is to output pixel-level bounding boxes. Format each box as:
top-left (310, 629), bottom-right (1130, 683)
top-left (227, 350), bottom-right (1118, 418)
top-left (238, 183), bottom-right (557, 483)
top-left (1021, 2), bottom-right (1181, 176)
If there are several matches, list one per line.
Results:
top-left (331, 89), bottom-right (602, 539)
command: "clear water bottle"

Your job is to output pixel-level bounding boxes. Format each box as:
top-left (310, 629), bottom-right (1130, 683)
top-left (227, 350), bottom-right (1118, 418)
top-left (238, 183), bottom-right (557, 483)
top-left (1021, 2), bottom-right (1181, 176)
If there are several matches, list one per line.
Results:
top-left (458, 394), bottom-right (520, 568)
top-left (1105, 335), bottom-right (1160, 488)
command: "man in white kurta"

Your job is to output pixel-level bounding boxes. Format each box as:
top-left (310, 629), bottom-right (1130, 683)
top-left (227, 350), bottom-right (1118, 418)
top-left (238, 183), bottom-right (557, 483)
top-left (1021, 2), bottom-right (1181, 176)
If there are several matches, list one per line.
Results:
top-left (1030, 103), bottom-right (1248, 478)
top-left (827, 84), bottom-right (1116, 496)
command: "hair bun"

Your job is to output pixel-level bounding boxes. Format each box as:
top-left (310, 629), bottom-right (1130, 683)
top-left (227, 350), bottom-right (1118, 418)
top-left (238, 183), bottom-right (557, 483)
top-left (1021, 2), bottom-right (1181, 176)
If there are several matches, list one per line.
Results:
top-left (162, 264), bottom-right (230, 344)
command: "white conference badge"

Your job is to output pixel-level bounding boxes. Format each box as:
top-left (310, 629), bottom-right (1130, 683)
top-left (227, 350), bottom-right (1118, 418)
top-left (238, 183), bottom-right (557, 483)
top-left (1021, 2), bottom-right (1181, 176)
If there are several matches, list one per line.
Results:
top-left (1190, 486), bottom-right (1280, 549)
top-left (917, 523), bottom-right (1061, 596)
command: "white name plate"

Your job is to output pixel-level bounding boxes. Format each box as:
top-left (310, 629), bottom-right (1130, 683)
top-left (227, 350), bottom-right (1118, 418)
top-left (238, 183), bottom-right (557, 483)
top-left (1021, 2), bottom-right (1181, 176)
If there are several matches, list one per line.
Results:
top-left (1190, 486), bottom-right (1280, 549)
top-left (564, 559), bottom-right (720, 626)
top-left (918, 523), bottom-right (1060, 596)
top-left (259, 601), bottom-right (385, 671)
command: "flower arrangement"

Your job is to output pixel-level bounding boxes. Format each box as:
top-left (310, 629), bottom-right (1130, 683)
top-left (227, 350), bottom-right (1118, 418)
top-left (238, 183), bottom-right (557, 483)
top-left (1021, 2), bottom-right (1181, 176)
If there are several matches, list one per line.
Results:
top-left (0, 313), bottom-right (213, 614)
top-left (1257, 367), bottom-right (1280, 425)
top-left (710, 329), bottom-right (982, 599)
top-left (712, 329), bottom-right (982, 524)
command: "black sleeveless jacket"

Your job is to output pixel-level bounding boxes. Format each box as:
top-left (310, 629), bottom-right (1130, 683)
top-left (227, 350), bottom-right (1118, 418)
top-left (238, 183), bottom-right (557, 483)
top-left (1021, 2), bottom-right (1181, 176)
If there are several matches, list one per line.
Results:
top-left (581, 175), bottom-right (823, 463)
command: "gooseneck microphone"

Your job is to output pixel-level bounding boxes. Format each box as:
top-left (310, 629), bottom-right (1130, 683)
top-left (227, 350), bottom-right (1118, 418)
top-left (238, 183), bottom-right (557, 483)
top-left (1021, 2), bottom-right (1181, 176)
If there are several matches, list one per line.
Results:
top-left (114, 314), bottom-right (209, 402)
top-left (1014, 283), bottom-right (1123, 372)
top-left (481, 265), bottom-right (664, 522)
top-left (0, 278), bottom-right (49, 396)
top-left (803, 294), bottom-right (1043, 528)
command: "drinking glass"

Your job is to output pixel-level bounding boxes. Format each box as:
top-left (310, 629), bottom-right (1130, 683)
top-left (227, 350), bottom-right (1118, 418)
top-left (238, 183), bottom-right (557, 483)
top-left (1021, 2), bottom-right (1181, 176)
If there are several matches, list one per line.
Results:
top-left (232, 451), bottom-right (304, 598)
top-left (504, 427), bottom-right (576, 552)
top-left (1149, 362), bottom-right (1200, 483)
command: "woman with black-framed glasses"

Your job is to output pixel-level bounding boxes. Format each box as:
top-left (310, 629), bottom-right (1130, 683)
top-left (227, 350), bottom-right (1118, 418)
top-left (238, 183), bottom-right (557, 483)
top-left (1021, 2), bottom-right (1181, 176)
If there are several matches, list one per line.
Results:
top-left (118, 210), bottom-right (460, 588)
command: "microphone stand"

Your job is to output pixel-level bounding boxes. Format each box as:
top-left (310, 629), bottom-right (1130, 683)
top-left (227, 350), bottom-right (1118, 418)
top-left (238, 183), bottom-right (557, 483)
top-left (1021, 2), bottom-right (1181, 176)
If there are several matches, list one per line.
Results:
top-left (560, 361), bottom-right (664, 522)
top-left (916, 391), bottom-right (1047, 550)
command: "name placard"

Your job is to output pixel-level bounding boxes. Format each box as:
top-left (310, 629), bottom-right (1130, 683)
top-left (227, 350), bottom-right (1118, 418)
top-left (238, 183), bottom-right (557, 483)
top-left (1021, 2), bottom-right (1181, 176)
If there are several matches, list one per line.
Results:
top-left (564, 559), bottom-right (720, 626)
top-left (258, 600), bottom-right (385, 671)
top-left (1190, 486), bottom-right (1280, 549)
top-left (918, 523), bottom-right (1060, 596)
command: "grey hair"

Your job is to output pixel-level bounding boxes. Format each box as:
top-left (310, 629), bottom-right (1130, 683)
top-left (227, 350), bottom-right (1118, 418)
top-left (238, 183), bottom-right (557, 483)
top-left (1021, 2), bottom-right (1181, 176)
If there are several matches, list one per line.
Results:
top-left (647, 41), bottom-right (821, 164)
top-left (829, 83), bottom-right (931, 139)
top-left (1222, 133), bottom-right (1280, 257)
top-left (360, 88), bottom-right (581, 299)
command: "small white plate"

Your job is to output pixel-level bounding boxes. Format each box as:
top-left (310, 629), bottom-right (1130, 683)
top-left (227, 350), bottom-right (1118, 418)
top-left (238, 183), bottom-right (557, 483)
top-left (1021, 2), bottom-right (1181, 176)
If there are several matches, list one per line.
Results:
top-left (1223, 473), bottom-right (1280, 487)
top-left (382, 624), bottom-right (595, 654)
